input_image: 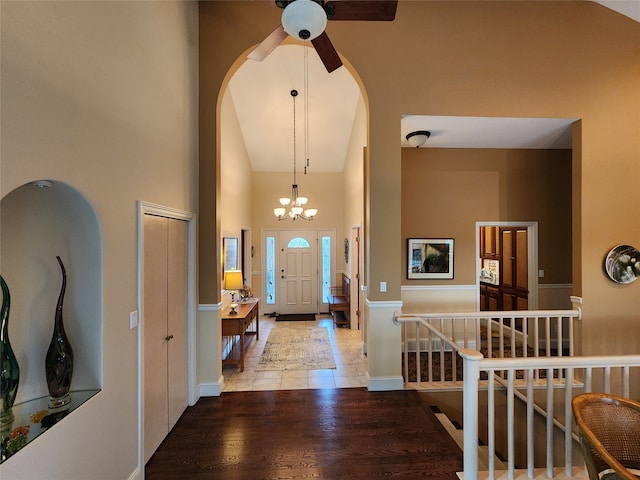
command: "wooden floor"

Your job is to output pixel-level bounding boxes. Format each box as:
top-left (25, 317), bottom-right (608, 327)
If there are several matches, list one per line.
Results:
top-left (145, 388), bottom-right (463, 480)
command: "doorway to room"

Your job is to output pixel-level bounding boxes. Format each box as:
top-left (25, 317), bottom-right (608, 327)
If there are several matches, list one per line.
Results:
top-left (476, 222), bottom-right (538, 311)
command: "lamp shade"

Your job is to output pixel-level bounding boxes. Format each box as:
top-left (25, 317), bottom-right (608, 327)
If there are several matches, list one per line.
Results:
top-left (224, 270), bottom-right (243, 291)
top-left (281, 0), bottom-right (327, 41)
top-left (406, 130), bottom-right (431, 148)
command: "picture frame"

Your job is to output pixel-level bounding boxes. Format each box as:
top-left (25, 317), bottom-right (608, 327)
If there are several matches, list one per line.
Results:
top-left (407, 238), bottom-right (454, 279)
top-left (223, 237), bottom-right (238, 274)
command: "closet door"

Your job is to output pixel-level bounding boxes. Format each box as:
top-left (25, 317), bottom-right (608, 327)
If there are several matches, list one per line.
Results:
top-left (143, 214), bottom-right (188, 463)
top-left (167, 218), bottom-right (188, 430)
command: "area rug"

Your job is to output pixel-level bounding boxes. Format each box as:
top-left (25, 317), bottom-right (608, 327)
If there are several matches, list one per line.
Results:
top-left (256, 326), bottom-right (336, 371)
top-left (275, 313), bottom-right (317, 322)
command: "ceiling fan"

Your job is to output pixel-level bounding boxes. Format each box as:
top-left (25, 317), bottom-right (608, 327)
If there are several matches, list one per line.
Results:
top-left (248, 0), bottom-right (398, 73)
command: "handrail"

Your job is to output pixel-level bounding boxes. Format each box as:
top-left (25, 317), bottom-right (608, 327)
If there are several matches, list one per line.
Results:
top-left (395, 308), bottom-right (582, 387)
top-left (393, 305), bottom-right (640, 480)
top-left (459, 351), bottom-right (640, 480)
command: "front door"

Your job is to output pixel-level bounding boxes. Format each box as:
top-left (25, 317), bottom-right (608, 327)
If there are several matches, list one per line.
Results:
top-left (278, 230), bottom-right (318, 314)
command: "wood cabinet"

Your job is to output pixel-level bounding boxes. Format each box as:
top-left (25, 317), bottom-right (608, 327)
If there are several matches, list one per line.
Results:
top-left (143, 214), bottom-right (189, 464)
top-left (480, 226), bottom-right (500, 259)
top-left (480, 283), bottom-right (501, 311)
top-left (499, 227), bottom-right (528, 310)
top-left (479, 225), bottom-right (529, 313)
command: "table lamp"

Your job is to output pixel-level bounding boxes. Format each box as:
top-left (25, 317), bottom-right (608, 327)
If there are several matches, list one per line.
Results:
top-left (224, 270), bottom-right (243, 315)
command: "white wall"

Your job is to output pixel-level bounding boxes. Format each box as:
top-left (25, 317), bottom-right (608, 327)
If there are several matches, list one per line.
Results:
top-left (0, 2), bottom-right (199, 478)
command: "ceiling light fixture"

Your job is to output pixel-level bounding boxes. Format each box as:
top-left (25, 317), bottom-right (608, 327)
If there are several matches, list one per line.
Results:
top-left (406, 130), bottom-right (431, 148)
top-left (274, 89), bottom-right (318, 221)
top-left (281, 0), bottom-right (327, 41)
top-left (30, 180), bottom-right (53, 188)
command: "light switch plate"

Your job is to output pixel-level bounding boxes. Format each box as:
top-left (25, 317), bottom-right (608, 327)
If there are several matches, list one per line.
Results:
top-left (129, 310), bottom-right (138, 329)
top-left (380, 281), bottom-right (387, 292)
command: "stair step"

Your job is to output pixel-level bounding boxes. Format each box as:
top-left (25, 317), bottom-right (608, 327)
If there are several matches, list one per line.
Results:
top-left (434, 412), bottom-right (465, 450)
top-left (433, 411), bottom-right (505, 473)
top-left (479, 445), bottom-right (507, 470)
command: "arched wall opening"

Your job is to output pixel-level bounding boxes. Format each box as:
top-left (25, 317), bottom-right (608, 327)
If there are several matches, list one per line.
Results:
top-left (1, 180), bottom-right (103, 404)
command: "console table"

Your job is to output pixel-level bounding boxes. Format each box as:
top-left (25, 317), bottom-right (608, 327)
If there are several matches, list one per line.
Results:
top-left (221, 298), bottom-right (259, 372)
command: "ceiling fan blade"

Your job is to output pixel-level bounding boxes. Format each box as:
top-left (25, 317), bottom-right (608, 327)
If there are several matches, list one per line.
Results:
top-left (325, 0), bottom-right (398, 21)
top-left (247, 24), bottom-right (288, 62)
top-left (311, 31), bottom-right (343, 73)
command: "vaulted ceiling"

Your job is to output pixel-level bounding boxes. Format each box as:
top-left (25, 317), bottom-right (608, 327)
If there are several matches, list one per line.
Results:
top-left (225, 1), bottom-right (638, 174)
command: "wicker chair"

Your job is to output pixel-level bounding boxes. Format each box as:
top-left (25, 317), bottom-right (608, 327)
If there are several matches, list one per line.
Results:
top-left (572, 393), bottom-right (640, 480)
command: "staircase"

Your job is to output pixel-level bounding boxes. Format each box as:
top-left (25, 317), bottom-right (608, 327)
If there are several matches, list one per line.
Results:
top-left (429, 405), bottom-right (507, 474)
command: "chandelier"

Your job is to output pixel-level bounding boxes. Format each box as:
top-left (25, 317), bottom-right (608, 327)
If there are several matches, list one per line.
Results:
top-left (274, 88), bottom-right (317, 221)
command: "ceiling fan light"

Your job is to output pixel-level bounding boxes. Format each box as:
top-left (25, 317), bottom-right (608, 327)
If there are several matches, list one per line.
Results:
top-left (406, 130), bottom-right (431, 148)
top-left (282, 0), bottom-right (327, 41)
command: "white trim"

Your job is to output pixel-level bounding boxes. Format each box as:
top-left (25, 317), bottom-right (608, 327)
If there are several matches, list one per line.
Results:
top-left (402, 284), bottom-right (477, 291)
top-left (366, 373), bottom-right (405, 391)
top-left (127, 467), bottom-right (142, 480)
top-left (137, 201), bottom-right (196, 475)
top-left (199, 376), bottom-right (225, 397)
top-left (198, 303), bottom-right (223, 312)
top-left (365, 299), bottom-right (404, 310)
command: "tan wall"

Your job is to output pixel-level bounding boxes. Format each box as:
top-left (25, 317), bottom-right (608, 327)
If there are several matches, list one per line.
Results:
top-left (342, 94), bottom-right (367, 276)
top-left (1, 1), bottom-right (198, 478)
top-left (402, 148), bottom-right (572, 286)
top-left (221, 89), bottom-right (253, 240)
top-left (220, 88), bottom-right (253, 299)
top-left (250, 171), bottom-right (344, 299)
top-left (200, 1), bottom-right (639, 361)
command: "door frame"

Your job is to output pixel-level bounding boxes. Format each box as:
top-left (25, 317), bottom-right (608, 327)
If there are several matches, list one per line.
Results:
top-left (262, 228), bottom-right (336, 315)
top-left (137, 201), bottom-right (196, 472)
top-left (475, 221), bottom-right (538, 310)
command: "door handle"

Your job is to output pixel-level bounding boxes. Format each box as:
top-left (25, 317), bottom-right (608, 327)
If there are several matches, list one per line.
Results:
top-left (165, 334), bottom-right (174, 341)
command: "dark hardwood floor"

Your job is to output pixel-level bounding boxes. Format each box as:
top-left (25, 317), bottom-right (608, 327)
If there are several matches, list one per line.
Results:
top-left (145, 388), bottom-right (463, 479)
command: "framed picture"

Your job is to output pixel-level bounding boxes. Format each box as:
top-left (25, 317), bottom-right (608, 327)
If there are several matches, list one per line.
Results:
top-left (223, 237), bottom-right (238, 273)
top-left (407, 238), bottom-right (454, 279)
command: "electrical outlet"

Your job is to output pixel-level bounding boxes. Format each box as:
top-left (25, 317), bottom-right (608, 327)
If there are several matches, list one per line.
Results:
top-left (129, 310), bottom-right (138, 329)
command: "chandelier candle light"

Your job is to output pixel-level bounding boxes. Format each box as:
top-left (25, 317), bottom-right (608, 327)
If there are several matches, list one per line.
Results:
top-left (274, 89), bottom-right (318, 221)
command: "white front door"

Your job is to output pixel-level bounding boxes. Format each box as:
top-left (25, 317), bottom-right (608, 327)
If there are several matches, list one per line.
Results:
top-left (278, 230), bottom-right (318, 314)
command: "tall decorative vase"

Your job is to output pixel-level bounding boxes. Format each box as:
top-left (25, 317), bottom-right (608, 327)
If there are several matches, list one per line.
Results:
top-left (45, 256), bottom-right (74, 408)
top-left (0, 275), bottom-right (19, 429)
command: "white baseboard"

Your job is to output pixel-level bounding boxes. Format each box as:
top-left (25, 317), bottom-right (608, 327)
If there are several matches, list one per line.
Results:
top-left (366, 373), bottom-right (404, 391)
top-left (127, 467), bottom-right (142, 480)
top-left (199, 376), bottom-right (224, 397)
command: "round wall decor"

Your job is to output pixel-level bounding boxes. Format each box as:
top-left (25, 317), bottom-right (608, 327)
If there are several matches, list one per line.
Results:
top-left (604, 244), bottom-right (640, 284)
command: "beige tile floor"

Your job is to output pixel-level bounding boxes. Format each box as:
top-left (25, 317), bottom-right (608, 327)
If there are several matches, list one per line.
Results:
top-left (222, 314), bottom-right (368, 392)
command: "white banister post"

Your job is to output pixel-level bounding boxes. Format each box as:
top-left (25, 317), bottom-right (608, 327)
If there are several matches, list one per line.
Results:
top-left (461, 348), bottom-right (484, 480)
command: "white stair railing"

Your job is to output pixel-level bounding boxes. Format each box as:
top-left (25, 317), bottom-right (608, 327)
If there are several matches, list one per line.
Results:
top-left (394, 303), bottom-right (640, 480)
top-left (394, 305), bottom-right (582, 388)
top-left (460, 352), bottom-right (640, 480)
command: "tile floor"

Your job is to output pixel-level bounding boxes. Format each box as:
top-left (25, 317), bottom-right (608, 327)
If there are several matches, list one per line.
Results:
top-left (222, 315), bottom-right (368, 392)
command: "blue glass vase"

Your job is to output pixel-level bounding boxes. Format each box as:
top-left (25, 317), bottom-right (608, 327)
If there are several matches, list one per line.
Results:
top-left (0, 275), bottom-right (19, 429)
top-left (45, 256), bottom-right (74, 408)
